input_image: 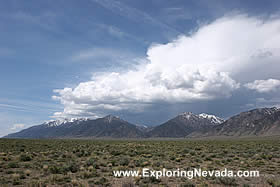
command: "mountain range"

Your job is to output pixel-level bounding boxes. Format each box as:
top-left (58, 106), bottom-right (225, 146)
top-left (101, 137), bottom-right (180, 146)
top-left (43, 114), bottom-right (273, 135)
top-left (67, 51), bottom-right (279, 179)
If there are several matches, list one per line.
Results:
top-left (147, 112), bottom-right (224, 137)
top-left (4, 107), bottom-right (280, 139)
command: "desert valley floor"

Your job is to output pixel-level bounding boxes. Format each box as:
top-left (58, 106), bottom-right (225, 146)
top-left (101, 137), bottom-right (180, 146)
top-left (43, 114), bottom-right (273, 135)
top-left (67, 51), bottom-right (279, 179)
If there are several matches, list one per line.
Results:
top-left (0, 137), bottom-right (280, 186)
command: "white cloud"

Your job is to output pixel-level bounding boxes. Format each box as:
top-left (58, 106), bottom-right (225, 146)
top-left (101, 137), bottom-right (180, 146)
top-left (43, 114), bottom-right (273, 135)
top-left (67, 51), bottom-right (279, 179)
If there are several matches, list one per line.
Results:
top-left (53, 14), bottom-right (280, 118)
top-left (245, 79), bottom-right (280, 93)
top-left (10, 124), bottom-right (25, 131)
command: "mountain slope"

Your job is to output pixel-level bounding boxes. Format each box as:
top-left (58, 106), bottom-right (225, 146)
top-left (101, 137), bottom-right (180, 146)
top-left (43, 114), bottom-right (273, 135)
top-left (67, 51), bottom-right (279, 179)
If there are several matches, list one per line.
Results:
top-left (147, 112), bottom-right (224, 138)
top-left (4, 115), bottom-right (144, 139)
top-left (200, 107), bottom-right (280, 137)
top-left (4, 107), bottom-right (280, 139)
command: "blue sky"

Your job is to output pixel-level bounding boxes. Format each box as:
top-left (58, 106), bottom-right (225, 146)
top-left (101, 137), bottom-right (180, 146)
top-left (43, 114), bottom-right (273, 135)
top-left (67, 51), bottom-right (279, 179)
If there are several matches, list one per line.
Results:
top-left (1, 0), bottom-right (280, 136)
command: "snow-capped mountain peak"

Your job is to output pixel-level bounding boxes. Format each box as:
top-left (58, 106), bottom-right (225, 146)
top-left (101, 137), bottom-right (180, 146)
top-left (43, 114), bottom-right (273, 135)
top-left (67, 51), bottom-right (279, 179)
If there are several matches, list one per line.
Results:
top-left (43, 118), bottom-right (90, 127)
top-left (198, 113), bottom-right (224, 124)
top-left (179, 112), bottom-right (194, 120)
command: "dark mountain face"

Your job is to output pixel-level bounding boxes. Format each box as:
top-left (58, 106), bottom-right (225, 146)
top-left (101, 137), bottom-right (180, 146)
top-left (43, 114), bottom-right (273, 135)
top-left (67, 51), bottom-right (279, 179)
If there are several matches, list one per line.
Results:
top-left (147, 112), bottom-right (224, 138)
top-left (4, 115), bottom-right (144, 139)
top-left (208, 107), bottom-right (280, 137)
top-left (4, 107), bottom-right (280, 139)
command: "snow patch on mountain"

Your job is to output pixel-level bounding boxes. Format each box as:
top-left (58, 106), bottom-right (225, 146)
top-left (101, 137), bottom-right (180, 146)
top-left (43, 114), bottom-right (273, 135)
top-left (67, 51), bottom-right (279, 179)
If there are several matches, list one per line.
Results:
top-left (179, 112), bottom-right (194, 120)
top-left (44, 118), bottom-right (90, 127)
top-left (178, 112), bottom-right (224, 124)
top-left (198, 113), bottom-right (224, 124)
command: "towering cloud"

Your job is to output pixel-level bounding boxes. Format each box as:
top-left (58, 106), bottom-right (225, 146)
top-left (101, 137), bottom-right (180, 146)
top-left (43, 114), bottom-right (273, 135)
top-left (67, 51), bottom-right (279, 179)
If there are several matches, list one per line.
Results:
top-left (53, 14), bottom-right (280, 118)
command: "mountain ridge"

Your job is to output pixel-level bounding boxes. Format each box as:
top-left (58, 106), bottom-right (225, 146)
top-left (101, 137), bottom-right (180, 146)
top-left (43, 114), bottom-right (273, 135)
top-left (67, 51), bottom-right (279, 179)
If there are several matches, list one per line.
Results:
top-left (4, 107), bottom-right (280, 139)
top-left (147, 112), bottom-right (224, 138)
top-left (5, 115), bottom-right (144, 139)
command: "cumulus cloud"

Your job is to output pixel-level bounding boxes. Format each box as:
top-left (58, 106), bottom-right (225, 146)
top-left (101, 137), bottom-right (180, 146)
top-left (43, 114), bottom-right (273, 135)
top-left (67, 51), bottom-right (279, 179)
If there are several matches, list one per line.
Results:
top-left (245, 79), bottom-right (280, 93)
top-left (10, 123), bottom-right (25, 131)
top-left (53, 14), bottom-right (280, 118)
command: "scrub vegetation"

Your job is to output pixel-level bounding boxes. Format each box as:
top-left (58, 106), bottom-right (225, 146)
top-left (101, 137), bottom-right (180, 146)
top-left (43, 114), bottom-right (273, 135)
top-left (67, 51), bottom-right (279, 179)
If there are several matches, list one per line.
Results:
top-left (0, 137), bottom-right (279, 186)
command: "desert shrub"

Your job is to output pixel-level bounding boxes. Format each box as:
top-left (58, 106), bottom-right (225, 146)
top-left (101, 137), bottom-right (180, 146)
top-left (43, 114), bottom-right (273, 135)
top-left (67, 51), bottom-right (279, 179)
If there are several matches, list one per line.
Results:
top-left (266, 154), bottom-right (273, 160)
top-left (95, 177), bottom-right (108, 185)
top-left (19, 154), bottom-right (32, 162)
top-left (8, 162), bottom-right (19, 168)
top-left (210, 154), bottom-right (217, 158)
top-left (149, 176), bottom-right (161, 184)
top-left (141, 176), bottom-right (161, 184)
top-left (152, 161), bottom-right (161, 167)
top-left (80, 150), bottom-right (90, 157)
top-left (111, 159), bottom-right (117, 166)
top-left (19, 173), bottom-right (26, 179)
top-left (91, 170), bottom-right (100, 177)
top-left (204, 157), bottom-right (212, 161)
top-left (80, 171), bottom-right (93, 179)
top-left (175, 157), bottom-right (182, 162)
top-left (110, 150), bottom-right (121, 156)
top-left (89, 180), bottom-right (102, 186)
top-left (5, 170), bottom-right (14, 174)
top-left (86, 158), bottom-right (95, 166)
top-left (49, 165), bottom-right (62, 174)
top-left (180, 182), bottom-right (195, 187)
top-left (12, 179), bottom-right (21, 185)
top-left (119, 157), bottom-right (130, 166)
top-left (2, 156), bottom-right (10, 161)
top-left (189, 151), bottom-right (196, 156)
top-left (217, 177), bottom-right (238, 186)
top-left (100, 162), bottom-right (106, 167)
top-left (128, 151), bottom-right (136, 157)
top-left (20, 148), bottom-right (25, 152)
top-left (122, 181), bottom-right (135, 187)
top-left (68, 162), bottom-right (79, 173)
top-left (49, 174), bottom-right (70, 184)
top-left (267, 178), bottom-right (280, 187)
top-left (170, 156), bottom-right (175, 160)
top-left (134, 159), bottom-right (143, 167)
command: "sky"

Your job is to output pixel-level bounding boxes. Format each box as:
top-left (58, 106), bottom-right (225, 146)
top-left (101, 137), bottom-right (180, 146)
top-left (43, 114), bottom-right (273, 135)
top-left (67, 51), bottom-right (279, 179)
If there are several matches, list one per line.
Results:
top-left (1, 0), bottom-right (280, 137)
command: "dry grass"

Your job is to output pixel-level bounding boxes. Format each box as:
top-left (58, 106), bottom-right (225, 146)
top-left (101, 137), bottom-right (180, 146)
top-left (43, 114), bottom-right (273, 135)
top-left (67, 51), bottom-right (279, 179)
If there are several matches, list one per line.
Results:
top-left (0, 138), bottom-right (279, 186)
